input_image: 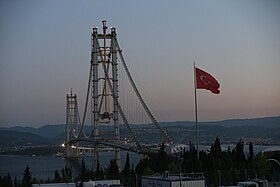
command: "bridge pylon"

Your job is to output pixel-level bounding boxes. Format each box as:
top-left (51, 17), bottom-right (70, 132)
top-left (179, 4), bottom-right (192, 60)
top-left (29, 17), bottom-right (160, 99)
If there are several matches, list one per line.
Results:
top-left (65, 89), bottom-right (80, 159)
top-left (91, 20), bottom-right (121, 170)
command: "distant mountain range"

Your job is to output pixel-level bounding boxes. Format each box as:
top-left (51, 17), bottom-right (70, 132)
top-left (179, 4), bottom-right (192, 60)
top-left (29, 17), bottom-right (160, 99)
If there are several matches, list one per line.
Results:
top-left (0, 116), bottom-right (279, 146)
top-left (160, 116), bottom-right (280, 128)
top-left (0, 130), bottom-right (49, 146)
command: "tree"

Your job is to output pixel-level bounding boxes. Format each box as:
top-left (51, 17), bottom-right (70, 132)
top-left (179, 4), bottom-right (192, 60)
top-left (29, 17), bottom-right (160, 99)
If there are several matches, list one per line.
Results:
top-left (248, 142), bottom-right (254, 161)
top-left (247, 142), bottom-right (254, 179)
top-left (80, 158), bottom-right (88, 182)
top-left (233, 139), bottom-right (246, 170)
top-left (209, 137), bottom-right (223, 170)
top-left (22, 165), bottom-right (32, 187)
top-left (95, 159), bottom-right (100, 179)
top-left (14, 176), bottom-right (18, 187)
top-left (156, 144), bottom-right (169, 173)
top-left (143, 167), bottom-right (155, 175)
top-left (131, 164), bottom-right (135, 174)
top-left (211, 137), bottom-right (222, 156)
top-left (93, 159), bottom-right (102, 180)
top-left (123, 152), bottom-right (131, 175)
top-left (252, 153), bottom-right (271, 179)
top-left (108, 159), bottom-right (120, 179)
top-left (135, 158), bottom-right (145, 175)
top-left (168, 161), bottom-right (179, 174)
top-left (54, 170), bottom-right (61, 182)
top-left (122, 152), bottom-right (132, 187)
top-left (99, 167), bottom-right (104, 180)
top-left (0, 174), bottom-right (13, 187)
top-left (61, 164), bottom-right (72, 182)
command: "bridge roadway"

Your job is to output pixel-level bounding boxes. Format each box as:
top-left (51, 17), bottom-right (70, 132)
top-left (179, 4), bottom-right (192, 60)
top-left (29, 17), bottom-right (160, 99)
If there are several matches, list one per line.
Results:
top-left (65, 138), bottom-right (159, 155)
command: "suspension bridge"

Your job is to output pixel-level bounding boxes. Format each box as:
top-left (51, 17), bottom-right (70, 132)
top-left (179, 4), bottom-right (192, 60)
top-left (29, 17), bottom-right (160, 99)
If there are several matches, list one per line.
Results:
top-left (64, 21), bottom-right (173, 171)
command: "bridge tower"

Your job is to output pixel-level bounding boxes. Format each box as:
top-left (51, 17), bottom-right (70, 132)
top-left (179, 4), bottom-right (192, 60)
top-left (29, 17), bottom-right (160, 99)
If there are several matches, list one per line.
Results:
top-left (65, 89), bottom-right (79, 159)
top-left (91, 21), bottom-right (120, 170)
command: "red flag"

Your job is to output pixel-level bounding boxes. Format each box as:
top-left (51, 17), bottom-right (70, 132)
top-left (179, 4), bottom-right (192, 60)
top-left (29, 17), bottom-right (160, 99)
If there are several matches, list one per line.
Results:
top-left (196, 67), bottom-right (220, 94)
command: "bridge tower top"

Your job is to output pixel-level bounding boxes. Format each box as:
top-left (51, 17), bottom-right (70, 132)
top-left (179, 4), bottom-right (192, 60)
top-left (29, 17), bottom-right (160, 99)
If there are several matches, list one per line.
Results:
top-left (65, 89), bottom-right (80, 159)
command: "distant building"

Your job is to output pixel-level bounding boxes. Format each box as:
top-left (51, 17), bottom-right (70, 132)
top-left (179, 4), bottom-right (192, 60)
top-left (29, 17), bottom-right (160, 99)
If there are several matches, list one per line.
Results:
top-left (82, 180), bottom-right (123, 187)
top-left (237, 181), bottom-right (259, 187)
top-left (32, 180), bottom-right (123, 187)
top-left (142, 172), bottom-right (205, 187)
top-left (32, 183), bottom-right (76, 187)
top-left (263, 146), bottom-right (280, 152)
top-left (166, 144), bottom-right (188, 156)
top-left (237, 179), bottom-right (269, 187)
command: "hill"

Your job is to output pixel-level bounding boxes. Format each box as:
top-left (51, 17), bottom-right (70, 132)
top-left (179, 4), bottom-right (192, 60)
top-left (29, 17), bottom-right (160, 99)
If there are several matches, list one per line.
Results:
top-left (201, 116), bottom-right (280, 128)
top-left (0, 116), bottom-right (279, 146)
top-left (0, 130), bottom-right (49, 146)
top-left (0, 124), bottom-right (65, 139)
top-left (164, 124), bottom-right (280, 145)
top-left (160, 116), bottom-right (280, 128)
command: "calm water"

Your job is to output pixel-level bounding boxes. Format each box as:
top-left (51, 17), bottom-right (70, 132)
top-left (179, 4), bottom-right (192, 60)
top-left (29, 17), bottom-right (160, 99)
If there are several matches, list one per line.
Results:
top-left (0, 152), bottom-right (142, 180)
top-left (0, 145), bottom-right (278, 180)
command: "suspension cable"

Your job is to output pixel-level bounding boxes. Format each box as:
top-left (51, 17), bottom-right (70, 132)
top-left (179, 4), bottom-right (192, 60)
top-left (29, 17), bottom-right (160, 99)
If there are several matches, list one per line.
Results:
top-left (78, 56), bottom-right (93, 138)
top-left (97, 41), bottom-right (143, 151)
top-left (115, 39), bottom-right (172, 144)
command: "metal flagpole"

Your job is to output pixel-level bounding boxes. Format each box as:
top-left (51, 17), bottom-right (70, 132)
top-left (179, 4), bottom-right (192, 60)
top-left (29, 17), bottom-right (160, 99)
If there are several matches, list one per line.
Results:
top-left (193, 62), bottom-right (199, 160)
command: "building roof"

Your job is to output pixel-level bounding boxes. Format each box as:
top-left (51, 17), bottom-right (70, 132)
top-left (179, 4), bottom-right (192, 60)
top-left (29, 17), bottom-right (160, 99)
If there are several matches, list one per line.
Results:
top-left (142, 173), bottom-right (205, 182)
top-left (263, 146), bottom-right (280, 152)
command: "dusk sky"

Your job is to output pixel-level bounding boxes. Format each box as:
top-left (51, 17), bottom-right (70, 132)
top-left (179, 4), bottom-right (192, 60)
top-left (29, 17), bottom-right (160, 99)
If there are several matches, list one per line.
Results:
top-left (1, 1), bottom-right (280, 127)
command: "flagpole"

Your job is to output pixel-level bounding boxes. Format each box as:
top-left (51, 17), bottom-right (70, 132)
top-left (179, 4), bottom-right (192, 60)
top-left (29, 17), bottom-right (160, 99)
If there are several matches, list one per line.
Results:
top-left (193, 62), bottom-right (199, 160)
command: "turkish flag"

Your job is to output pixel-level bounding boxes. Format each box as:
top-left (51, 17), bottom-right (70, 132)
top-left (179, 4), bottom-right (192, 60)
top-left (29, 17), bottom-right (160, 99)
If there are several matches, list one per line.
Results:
top-left (196, 67), bottom-right (220, 94)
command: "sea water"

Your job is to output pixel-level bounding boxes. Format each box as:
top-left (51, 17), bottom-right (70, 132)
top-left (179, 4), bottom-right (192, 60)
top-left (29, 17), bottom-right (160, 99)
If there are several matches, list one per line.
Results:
top-left (0, 145), bottom-right (277, 180)
top-left (0, 151), bottom-right (142, 180)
